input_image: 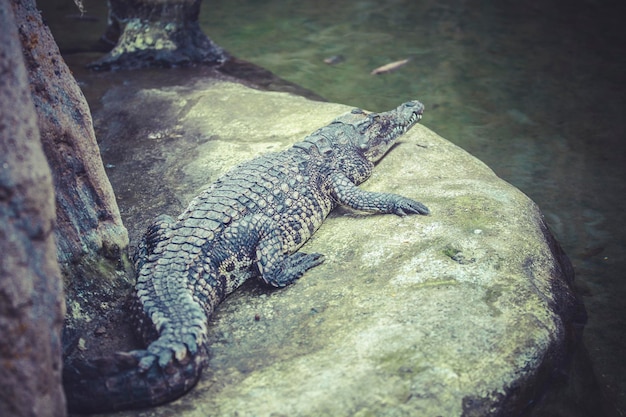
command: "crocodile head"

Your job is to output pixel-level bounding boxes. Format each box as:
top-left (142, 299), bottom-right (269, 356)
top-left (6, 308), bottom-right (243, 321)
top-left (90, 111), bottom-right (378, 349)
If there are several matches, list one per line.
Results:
top-left (294, 100), bottom-right (424, 167)
top-left (336, 100), bottom-right (425, 163)
top-left (291, 100), bottom-right (425, 185)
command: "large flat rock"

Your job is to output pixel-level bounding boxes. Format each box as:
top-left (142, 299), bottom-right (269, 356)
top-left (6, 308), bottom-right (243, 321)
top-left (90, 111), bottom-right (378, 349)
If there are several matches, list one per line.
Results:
top-left (89, 75), bottom-right (584, 416)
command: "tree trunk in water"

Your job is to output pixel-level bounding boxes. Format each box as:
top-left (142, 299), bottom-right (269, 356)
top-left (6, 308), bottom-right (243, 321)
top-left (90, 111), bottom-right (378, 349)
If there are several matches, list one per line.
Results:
top-left (11, 0), bottom-right (134, 345)
top-left (0, 1), bottom-right (66, 415)
top-left (91, 0), bottom-right (227, 70)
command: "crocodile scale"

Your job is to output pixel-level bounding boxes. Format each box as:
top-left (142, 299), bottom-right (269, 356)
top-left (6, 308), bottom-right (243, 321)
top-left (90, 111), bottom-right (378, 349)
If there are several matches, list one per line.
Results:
top-left (63, 100), bottom-right (429, 413)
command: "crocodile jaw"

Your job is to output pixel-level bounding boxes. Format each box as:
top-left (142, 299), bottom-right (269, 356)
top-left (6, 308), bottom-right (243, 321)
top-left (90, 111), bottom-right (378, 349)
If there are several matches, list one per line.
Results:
top-left (357, 100), bottom-right (425, 163)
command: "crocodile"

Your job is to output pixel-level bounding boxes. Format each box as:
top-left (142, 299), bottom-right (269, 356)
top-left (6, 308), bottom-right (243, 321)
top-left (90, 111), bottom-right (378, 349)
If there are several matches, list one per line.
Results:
top-left (63, 100), bottom-right (429, 413)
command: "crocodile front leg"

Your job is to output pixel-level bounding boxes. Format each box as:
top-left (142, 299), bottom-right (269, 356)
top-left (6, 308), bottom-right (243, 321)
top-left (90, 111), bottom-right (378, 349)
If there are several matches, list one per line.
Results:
top-left (329, 172), bottom-right (430, 216)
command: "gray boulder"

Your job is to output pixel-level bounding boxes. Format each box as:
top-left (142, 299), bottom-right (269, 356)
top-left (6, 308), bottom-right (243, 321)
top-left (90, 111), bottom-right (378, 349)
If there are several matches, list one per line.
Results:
top-left (90, 77), bottom-right (584, 416)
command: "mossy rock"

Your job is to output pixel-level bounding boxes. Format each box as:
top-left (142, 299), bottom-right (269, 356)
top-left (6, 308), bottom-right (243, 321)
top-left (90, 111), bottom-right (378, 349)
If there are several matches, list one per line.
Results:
top-left (91, 77), bottom-right (584, 417)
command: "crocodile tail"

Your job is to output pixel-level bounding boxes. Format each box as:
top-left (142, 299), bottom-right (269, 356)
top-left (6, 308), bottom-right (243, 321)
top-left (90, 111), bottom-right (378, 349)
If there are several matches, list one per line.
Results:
top-left (63, 347), bottom-right (206, 413)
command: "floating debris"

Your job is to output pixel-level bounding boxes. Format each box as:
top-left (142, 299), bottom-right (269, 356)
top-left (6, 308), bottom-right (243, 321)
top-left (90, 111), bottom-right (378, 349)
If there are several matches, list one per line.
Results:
top-left (370, 58), bottom-right (410, 75)
top-left (323, 54), bottom-right (345, 65)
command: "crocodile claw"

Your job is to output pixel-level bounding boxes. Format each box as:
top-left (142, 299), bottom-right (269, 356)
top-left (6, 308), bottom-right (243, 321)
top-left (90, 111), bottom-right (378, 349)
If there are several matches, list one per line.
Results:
top-left (393, 197), bottom-right (430, 216)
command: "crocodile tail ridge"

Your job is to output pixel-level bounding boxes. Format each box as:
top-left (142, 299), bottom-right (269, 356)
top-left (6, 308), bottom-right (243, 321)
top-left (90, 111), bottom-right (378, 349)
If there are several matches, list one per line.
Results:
top-left (63, 347), bottom-right (206, 413)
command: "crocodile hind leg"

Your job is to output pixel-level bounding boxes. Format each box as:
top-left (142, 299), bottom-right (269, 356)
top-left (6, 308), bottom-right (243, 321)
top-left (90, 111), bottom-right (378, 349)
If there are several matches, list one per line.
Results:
top-left (257, 248), bottom-right (325, 287)
top-left (254, 221), bottom-right (325, 288)
top-left (214, 213), bottom-right (325, 288)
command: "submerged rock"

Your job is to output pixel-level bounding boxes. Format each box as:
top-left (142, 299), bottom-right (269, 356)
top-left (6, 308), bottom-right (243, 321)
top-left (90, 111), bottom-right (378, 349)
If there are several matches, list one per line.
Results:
top-left (90, 76), bottom-right (585, 416)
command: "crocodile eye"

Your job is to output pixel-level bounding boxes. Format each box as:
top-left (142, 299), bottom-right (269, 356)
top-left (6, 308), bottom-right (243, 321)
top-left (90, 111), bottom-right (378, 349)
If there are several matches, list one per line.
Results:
top-left (351, 108), bottom-right (365, 114)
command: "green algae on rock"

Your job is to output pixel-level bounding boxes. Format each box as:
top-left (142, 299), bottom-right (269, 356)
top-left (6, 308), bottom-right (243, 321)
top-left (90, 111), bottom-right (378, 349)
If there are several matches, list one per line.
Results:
top-left (89, 0), bottom-right (226, 70)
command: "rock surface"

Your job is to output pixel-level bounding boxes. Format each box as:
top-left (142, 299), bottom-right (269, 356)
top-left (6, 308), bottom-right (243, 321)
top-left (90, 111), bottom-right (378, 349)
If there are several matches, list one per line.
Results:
top-left (0, 2), bottom-right (65, 414)
top-left (87, 74), bottom-right (584, 416)
top-left (13, 0), bottom-right (133, 344)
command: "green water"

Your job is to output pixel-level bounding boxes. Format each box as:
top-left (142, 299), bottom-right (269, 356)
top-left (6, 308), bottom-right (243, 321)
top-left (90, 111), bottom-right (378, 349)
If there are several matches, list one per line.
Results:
top-left (200, 4), bottom-right (626, 413)
top-left (40, 0), bottom-right (626, 415)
